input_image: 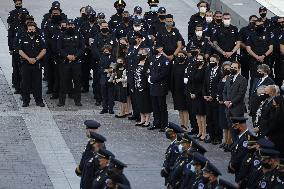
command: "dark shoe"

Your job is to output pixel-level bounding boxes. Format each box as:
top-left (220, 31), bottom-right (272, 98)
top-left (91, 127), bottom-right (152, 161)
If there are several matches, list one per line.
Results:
top-left (46, 90), bottom-right (53, 94)
top-left (193, 135), bottom-right (201, 139)
top-left (115, 114), bottom-right (127, 118)
top-left (135, 118), bottom-right (141, 122)
top-left (75, 102), bottom-right (82, 106)
top-left (22, 102), bottom-right (29, 107)
top-left (95, 101), bottom-right (101, 106)
top-left (57, 102), bottom-right (65, 107)
top-left (224, 145), bottom-right (232, 152)
top-left (100, 109), bottom-right (108, 114)
top-left (159, 128), bottom-right (166, 132)
top-left (212, 139), bottom-right (218, 145)
top-left (142, 123), bottom-right (150, 128)
top-left (36, 102), bottom-right (45, 107)
top-left (14, 89), bottom-right (21, 94)
top-left (50, 95), bottom-right (59, 99)
top-left (219, 143), bottom-right (226, 148)
top-left (108, 110), bottom-right (114, 114)
top-left (81, 88), bottom-right (89, 93)
top-left (204, 138), bottom-right (211, 143)
top-left (135, 122), bottom-right (145, 126)
top-left (147, 125), bottom-right (160, 130)
top-left (128, 116), bottom-right (137, 120)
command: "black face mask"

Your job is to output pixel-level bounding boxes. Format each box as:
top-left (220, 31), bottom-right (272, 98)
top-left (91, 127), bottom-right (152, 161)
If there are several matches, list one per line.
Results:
top-left (81, 13), bottom-right (87, 18)
top-left (28, 31), bottom-right (36, 37)
top-left (191, 51), bottom-right (199, 57)
top-left (159, 15), bottom-right (166, 20)
top-left (89, 17), bottom-right (96, 23)
top-left (255, 25), bottom-right (264, 34)
top-left (261, 161), bottom-right (272, 169)
top-left (215, 19), bottom-right (222, 24)
top-left (165, 132), bottom-right (171, 139)
top-left (176, 56), bottom-right (186, 63)
top-left (52, 15), bottom-right (62, 22)
top-left (117, 8), bottom-right (124, 14)
top-left (223, 69), bottom-right (231, 76)
top-left (260, 93), bottom-right (270, 100)
top-left (61, 27), bottom-right (66, 32)
top-left (103, 52), bottom-right (111, 56)
top-left (154, 49), bottom-right (160, 55)
top-left (138, 54), bottom-right (147, 61)
top-left (101, 28), bottom-right (109, 34)
top-left (15, 5), bottom-right (22, 10)
top-left (201, 176), bottom-right (210, 184)
top-left (209, 62), bottom-right (217, 68)
top-left (260, 13), bottom-right (267, 18)
top-left (67, 28), bottom-right (75, 34)
top-left (256, 72), bottom-right (265, 78)
top-left (230, 69), bottom-right (238, 75)
top-left (249, 22), bottom-right (256, 28)
top-left (120, 44), bottom-right (127, 49)
top-left (196, 60), bottom-right (204, 67)
top-left (122, 17), bottom-right (129, 23)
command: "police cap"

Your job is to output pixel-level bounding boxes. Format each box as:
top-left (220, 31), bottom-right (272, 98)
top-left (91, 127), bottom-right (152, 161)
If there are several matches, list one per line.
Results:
top-left (189, 139), bottom-right (207, 154)
top-left (203, 161), bottom-right (222, 176)
top-left (260, 148), bottom-right (280, 158)
top-left (257, 138), bottom-right (275, 149)
top-left (110, 158), bottom-right (127, 170)
top-left (166, 122), bottom-right (185, 134)
top-left (166, 14), bottom-right (173, 19)
top-left (192, 152), bottom-right (208, 166)
top-left (134, 6), bottom-right (143, 14)
top-left (114, 0), bottom-right (126, 8)
top-left (90, 132), bottom-right (106, 143)
top-left (179, 133), bottom-right (193, 144)
top-left (84, 120), bottom-right (101, 129)
top-left (19, 8), bottom-right (29, 14)
top-left (52, 1), bottom-right (60, 7)
top-left (230, 117), bottom-right (248, 126)
top-left (89, 10), bottom-right (97, 17)
top-left (50, 6), bottom-right (62, 12)
top-left (218, 178), bottom-right (238, 189)
top-left (97, 149), bottom-right (115, 160)
top-left (158, 7), bottom-right (166, 14)
top-left (259, 6), bottom-right (267, 12)
top-left (98, 12), bottom-right (106, 19)
top-left (148, 0), bottom-right (159, 4)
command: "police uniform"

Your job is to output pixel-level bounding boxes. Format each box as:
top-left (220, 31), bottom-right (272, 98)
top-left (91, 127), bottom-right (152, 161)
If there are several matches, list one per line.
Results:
top-left (147, 50), bottom-right (170, 131)
top-left (161, 123), bottom-right (185, 186)
top-left (19, 27), bottom-right (46, 107)
top-left (186, 33), bottom-right (210, 55)
top-left (144, 0), bottom-right (159, 28)
top-left (57, 19), bottom-right (85, 106)
top-left (216, 178), bottom-right (238, 189)
top-left (91, 149), bottom-right (115, 189)
top-left (107, 158), bottom-right (131, 187)
top-left (7, 0), bottom-right (22, 27)
top-left (187, 12), bottom-right (206, 41)
top-left (44, 6), bottom-right (64, 96)
top-left (228, 117), bottom-right (250, 181)
top-left (80, 11), bottom-right (100, 93)
top-left (148, 7), bottom-right (166, 39)
top-left (212, 24), bottom-right (239, 62)
top-left (90, 32), bottom-right (117, 104)
top-left (108, 0), bottom-right (126, 32)
top-left (80, 132), bottom-right (106, 189)
top-left (274, 24), bottom-right (284, 86)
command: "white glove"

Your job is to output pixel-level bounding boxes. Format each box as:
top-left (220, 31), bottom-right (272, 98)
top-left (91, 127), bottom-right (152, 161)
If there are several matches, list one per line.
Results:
top-left (184, 78), bottom-right (188, 84)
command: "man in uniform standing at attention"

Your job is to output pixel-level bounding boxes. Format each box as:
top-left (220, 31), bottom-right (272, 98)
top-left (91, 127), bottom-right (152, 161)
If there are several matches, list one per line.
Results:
top-left (57, 19), bottom-right (85, 107)
top-left (19, 22), bottom-right (46, 107)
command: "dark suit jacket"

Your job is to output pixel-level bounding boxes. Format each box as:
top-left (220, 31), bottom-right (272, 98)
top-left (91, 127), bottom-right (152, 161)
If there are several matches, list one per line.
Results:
top-left (249, 76), bottom-right (274, 117)
top-left (223, 74), bottom-right (248, 116)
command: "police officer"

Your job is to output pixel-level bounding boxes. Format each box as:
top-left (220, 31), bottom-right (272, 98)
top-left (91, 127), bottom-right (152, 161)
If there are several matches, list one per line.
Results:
top-left (107, 158), bottom-right (131, 187)
top-left (91, 149), bottom-right (115, 189)
top-left (76, 120), bottom-right (101, 177)
top-left (80, 11), bottom-right (100, 93)
top-left (246, 18), bottom-right (273, 86)
top-left (115, 11), bottom-right (132, 40)
top-left (212, 12), bottom-right (240, 62)
top-left (149, 7), bottom-right (167, 41)
top-left (216, 178), bottom-right (238, 189)
top-left (18, 22), bottom-right (46, 107)
top-left (156, 14), bottom-right (184, 61)
top-left (57, 19), bottom-right (85, 106)
top-left (8, 8), bottom-right (29, 94)
top-left (238, 15), bottom-right (258, 80)
top-left (147, 44), bottom-right (170, 132)
top-left (161, 122), bottom-right (185, 186)
top-left (144, 0), bottom-right (159, 28)
top-left (80, 132), bottom-right (106, 189)
top-left (228, 117), bottom-right (250, 182)
top-left (187, 1), bottom-right (209, 41)
top-left (91, 21), bottom-right (117, 106)
top-left (7, 0), bottom-right (22, 27)
top-left (259, 6), bottom-right (272, 31)
top-left (279, 18), bottom-right (284, 88)
top-left (74, 6), bottom-right (88, 30)
top-left (200, 161), bottom-right (222, 189)
top-left (109, 0), bottom-right (126, 32)
top-left (44, 5), bottom-right (64, 97)
top-left (126, 19), bottom-right (152, 46)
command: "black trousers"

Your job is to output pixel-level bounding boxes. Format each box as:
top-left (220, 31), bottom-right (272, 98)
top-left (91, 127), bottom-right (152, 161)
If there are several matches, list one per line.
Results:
top-left (21, 63), bottom-right (43, 103)
top-left (59, 62), bottom-right (81, 103)
top-left (101, 83), bottom-right (114, 110)
top-left (12, 52), bottom-right (21, 90)
top-left (206, 101), bottom-right (222, 141)
top-left (151, 95), bottom-right (168, 128)
top-left (130, 89), bottom-right (140, 119)
top-left (239, 53), bottom-right (250, 80)
top-left (92, 64), bottom-right (102, 102)
top-left (81, 49), bottom-right (91, 90)
top-left (46, 54), bottom-right (56, 92)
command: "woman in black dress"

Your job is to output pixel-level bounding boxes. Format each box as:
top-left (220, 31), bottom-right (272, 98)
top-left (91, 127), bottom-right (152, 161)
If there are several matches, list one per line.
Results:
top-left (114, 58), bottom-right (128, 118)
top-left (171, 50), bottom-right (189, 130)
top-left (217, 61), bottom-right (232, 150)
top-left (186, 53), bottom-right (207, 140)
top-left (134, 48), bottom-right (152, 127)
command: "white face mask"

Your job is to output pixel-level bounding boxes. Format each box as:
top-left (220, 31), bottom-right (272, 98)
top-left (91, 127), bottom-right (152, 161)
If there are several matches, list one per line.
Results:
top-left (199, 7), bottom-right (207, 13)
top-left (150, 6), bottom-right (159, 12)
top-left (134, 26), bottom-right (142, 31)
top-left (205, 16), bottom-right (213, 23)
top-left (178, 144), bottom-right (184, 153)
top-left (195, 31), bottom-right (203, 37)
top-left (223, 19), bottom-right (231, 26)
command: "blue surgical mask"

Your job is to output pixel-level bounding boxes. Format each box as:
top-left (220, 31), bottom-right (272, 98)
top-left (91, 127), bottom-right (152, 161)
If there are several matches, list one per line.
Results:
top-left (178, 144), bottom-right (185, 153)
top-left (150, 6), bottom-right (159, 12)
